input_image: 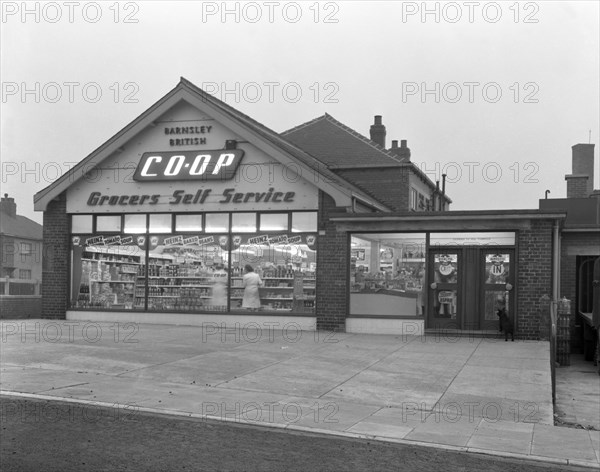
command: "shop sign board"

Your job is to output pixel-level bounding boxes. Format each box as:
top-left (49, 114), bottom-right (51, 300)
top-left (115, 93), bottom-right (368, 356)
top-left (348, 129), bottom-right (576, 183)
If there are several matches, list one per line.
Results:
top-left (133, 150), bottom-right (245, 182)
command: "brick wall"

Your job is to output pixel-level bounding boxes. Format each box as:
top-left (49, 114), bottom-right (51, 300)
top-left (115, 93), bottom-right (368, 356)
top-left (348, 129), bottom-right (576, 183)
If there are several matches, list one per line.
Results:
top-left (41, 192), bottom-right (69, 319)
top-left (560, 232), bottom-right (600, 352)
top-left (566, 176), bottom-right (589, 199)
top-left (335, 168), bottom-right (410, 211)
top-left (316, 191), bottom-right (348, 331)
top-left (0, 296), bottom-right (41, 319)
top-left (516, 220), bottom-right (554, 339)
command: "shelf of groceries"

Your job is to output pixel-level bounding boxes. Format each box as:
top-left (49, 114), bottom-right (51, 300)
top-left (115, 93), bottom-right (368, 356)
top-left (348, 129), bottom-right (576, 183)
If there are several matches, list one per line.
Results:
top-left (73, 247), bottom-right (316, 313)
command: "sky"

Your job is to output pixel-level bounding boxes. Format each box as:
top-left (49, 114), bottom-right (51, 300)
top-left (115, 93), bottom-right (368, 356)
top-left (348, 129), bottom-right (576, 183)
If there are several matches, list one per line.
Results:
top-left (1, 0), bottom-right (599, 224)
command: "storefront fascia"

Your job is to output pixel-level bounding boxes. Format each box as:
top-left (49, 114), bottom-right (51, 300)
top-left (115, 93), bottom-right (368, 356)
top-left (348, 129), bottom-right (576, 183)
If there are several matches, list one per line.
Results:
top-left (332, 211), bottom-right (566, 336)
top-left (34, 80), bottom-right (388, 330)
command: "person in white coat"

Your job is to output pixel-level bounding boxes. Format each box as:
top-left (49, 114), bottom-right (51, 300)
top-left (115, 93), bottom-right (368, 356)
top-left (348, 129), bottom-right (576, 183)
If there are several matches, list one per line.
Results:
top-left (242, 264), bottom-right (262, 310)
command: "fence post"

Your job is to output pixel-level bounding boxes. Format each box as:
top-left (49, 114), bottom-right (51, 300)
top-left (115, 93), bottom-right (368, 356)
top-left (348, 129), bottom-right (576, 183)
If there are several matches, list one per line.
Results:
top-left (557, 297), bottom-right (572, 366)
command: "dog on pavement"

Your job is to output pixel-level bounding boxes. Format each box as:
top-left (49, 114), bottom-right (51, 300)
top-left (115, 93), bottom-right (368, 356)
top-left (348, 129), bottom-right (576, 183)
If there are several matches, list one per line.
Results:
top-left (497, 308), bottom-right (514, 342)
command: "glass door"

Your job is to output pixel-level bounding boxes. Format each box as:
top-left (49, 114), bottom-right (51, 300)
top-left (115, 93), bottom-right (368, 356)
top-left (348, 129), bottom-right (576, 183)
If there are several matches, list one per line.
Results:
top-left (428, 251), bottom-right (460, 329)
top-left (480, 250), bottom-right (515, 331)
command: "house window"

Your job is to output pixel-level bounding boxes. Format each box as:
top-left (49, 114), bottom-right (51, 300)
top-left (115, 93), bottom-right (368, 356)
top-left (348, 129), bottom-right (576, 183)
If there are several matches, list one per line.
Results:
top-left (19, 269), bottom-right (32, 279)
top-left (20, 242), bottom-right (32, 262)
top-left (410, 189), bottom-right (418, 211)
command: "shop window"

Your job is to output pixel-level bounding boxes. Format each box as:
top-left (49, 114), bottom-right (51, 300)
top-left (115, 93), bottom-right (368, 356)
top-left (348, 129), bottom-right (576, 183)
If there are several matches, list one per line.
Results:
top-left (230, 234), bottom-right (317, 313)
top-left (232, 213), bottom-right (257, 232)
top-left (149, 214), bottom-right (172, 233)
top-left (72, 215), bottom-right (93, 233)
top-left (260, 213), bottom-right (288, 232)
top-left (176, 214), bottom-right (203, 232)
top-left (70, 238), bottom-right (144, 310)
top-left (96, 215), bottom-right (122, 233)
top-left (124, 214), bottom-right (147, 233)
top-left (291, 212), bottom-right (317, 232)
top-left (69, 212), bottom-right (318, 315)
top-left (350, 233), bottom-right (426, 317)
top-left (205, 213), bottom-right (230, 232)
top-left (145, 235), bottom-right (229, 312)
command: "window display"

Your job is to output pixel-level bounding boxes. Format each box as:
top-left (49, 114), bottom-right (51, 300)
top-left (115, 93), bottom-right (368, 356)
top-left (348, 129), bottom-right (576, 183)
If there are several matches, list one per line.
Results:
top-left (71, 235), bottom-right (143, 309)
top-left (144, 234), bottom-right (229, 312)
top-left (230, 233), bottom-right (317, 313)
top-left (350, 233), bottom-right (426, 317)
top-left (70, 212), bottom-right (317, 314)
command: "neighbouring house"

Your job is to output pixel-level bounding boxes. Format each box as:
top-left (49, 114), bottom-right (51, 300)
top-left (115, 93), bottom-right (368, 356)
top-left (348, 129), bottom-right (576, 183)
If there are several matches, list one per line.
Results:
top-left (0, 194), bottom-right (43, 318)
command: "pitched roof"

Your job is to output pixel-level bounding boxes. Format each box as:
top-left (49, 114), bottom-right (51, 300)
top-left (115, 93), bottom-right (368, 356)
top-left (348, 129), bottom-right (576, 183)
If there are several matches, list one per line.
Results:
top-left (281, 114), bottom-right (406, 169)
top-left (34, 78), bottom-right (391, 212)
top-left (282, 114), bottom-right (451, 203)
top-left (0, 212), bottom-right (43, 240)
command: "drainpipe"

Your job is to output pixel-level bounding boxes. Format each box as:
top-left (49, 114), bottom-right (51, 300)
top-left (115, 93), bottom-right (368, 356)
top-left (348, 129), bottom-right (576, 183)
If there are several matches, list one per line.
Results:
top-left (441, 174), bottom-right (447, 211)
top-left (552, 219), bottom-right (561, 303)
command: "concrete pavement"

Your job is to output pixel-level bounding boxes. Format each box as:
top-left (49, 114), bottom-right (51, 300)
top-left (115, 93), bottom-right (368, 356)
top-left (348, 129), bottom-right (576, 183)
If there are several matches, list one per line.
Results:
top-left (1, 319), bottom-right (598, 469)
top-left (555, 354), bottom-right (600, 431)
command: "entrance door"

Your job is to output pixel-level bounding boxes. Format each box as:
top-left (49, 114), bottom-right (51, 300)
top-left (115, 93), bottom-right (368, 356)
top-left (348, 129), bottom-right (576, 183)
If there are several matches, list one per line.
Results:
top-left (428, 247), bottom-right (515, 330)
top-left (428, 250), bottom-right (461, 329)
top-left (480, 249), bottom-right (515, 331)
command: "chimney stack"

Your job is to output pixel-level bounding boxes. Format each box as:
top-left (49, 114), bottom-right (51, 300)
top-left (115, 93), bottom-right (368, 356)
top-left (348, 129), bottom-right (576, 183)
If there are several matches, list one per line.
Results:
top-left (0, 193), bottom-right (17, 218)
top-left (389, 139), bottom-right (411, 161)
top-left (565, 143), bottom-right (595, 198)
top-left (370, 115), bottom-right (386, 148)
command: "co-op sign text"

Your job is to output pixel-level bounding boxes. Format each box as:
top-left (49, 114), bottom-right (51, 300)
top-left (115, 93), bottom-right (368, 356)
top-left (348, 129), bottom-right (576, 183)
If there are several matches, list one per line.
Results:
top-left (133, 150), bottom-right (245, 181)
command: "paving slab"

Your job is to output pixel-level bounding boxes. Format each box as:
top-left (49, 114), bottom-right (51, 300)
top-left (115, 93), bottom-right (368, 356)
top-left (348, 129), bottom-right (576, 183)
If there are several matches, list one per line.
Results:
top-left (589, 430), bottom-right (600, 463)
top-left (434, 391), bottom-right (552, 425)
top-left (466, 419), bottom-right (534, 455)
top-left (532, 423), bottom-right (598, 463)
top-left (321, 369), bottom-right (447, 407)
top-left (347, 421), bottom-right (414, 439)
top-left (0, 366), bottom-right (107, 394)
top-left (292, 401), bottom-right (379, 432)
top-left (404, 413), bottom-right (482, 447)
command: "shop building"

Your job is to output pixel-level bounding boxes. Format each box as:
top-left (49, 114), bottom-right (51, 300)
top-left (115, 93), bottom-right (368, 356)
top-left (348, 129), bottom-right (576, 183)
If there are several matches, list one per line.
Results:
top-left (35, 78), bottom-right (572, 338)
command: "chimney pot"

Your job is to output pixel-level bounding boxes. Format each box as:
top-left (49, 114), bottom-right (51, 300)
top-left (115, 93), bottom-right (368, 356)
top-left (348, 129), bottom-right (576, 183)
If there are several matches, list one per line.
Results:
top-left (0, 194), bottom-right (17, 218)
top-left (369, 115), bottom-right (386, 148)
top-left (391, 140), bottom-right (398, 149)
top-left (400, 139), bottom-right (407, 148)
